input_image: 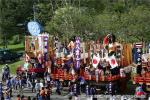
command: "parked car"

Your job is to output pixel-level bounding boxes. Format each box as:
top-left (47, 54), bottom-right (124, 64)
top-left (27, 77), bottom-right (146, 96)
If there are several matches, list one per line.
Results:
top-left (0, 49), bottom-right (23, 62)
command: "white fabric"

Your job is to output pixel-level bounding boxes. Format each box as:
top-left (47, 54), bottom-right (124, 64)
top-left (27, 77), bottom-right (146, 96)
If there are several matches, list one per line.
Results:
top-left (46, 75), bottom-right (50, 81)
top-left (71, 69), bottom-right (75, 75)
top-left (120, 68), bottom-right (126, 77)
top-left (38, 35), bottom-right (43, 51)
top-left (24, 63), bottom-right (29, 70)
top-left (27, 78), bottom-right (33, 88)
top-left (35, 82), bottom-right (43, 91)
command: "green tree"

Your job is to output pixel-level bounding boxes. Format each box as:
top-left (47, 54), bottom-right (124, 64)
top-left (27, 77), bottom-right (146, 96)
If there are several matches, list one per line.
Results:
top-left (121, 6), bottom-right (150, 42)
top-left (0, 0), bottom-right (34, 46)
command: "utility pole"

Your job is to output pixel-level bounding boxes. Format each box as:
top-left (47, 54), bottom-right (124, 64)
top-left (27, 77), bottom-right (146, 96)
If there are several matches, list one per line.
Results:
top-left (33, 4), bottom-right (36, 21)
top-left (3, 32), bottom-right (7, 49)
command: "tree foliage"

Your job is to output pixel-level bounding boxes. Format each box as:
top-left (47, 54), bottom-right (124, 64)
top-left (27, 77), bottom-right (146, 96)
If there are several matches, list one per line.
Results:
top-left (0, 0), bottom-right (150, 44)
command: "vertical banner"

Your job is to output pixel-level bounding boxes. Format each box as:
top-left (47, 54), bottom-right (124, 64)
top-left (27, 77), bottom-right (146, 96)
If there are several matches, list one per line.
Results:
top-left (135, 43), bottom-right (143, 65)
top-left (43, 35), bottom-right (49, 61)
top-left (82, 42), bottom-right (86, 63)
top-left (116, 44), bottom-right (121, 66)
top-left (38, 35), bottom-right (44, 52)
top-left (149, 43), bottom-right (150, 54)
top-left (54, 36), bottom-right (60, 58)
top-left (25, 36), bottom-right (29, 52)
top-left (35, 37), bottom-right (39, 50)
top-left (75, 37), bottom-right (80, 70)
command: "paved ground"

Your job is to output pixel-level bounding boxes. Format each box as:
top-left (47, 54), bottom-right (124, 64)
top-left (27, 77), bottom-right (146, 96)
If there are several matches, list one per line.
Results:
top-left (0, 70), bottom-right (148, 100)
top-left (0, 71), bottom-right (71, 99)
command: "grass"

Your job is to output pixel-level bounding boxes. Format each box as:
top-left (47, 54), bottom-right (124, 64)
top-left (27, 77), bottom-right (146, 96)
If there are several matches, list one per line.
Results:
top-left (0, 43), bottom-right (24, 52)
top-left (0, 60), bottom-right (24, 75)
top-left (0, 43), bottom-right (25, 75)
top-left (0, 43), bottom-right (25, 74)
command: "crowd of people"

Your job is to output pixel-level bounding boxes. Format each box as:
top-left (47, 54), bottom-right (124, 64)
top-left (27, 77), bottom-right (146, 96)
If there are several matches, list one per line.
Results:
top-left (0, 63), bottom-right (101, 100)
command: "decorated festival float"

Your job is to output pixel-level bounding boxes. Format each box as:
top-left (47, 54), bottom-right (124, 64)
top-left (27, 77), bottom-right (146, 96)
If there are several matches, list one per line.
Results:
top-left (16, 21), bottom-right (52, 75)
top-left (16, 20), bottom-right (150, 95)
top-left (132, 42), bottom-right (150, 92)
top-left (17, 21), bottom-right (136, 94)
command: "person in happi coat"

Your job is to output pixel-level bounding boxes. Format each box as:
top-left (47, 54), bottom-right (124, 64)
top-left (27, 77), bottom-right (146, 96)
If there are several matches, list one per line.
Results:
top-left (85, 84), bottom-right (91, 96)
top-left (78, 76), bottom-right (86, 93)
top-left (68, 82), bottom-right (73, 93)
top-left (0, 82), bottom-right (4, 99)
top-left (4, 87), bottom-right (11, 100)
top-left (2, 64), bottom-right (10, 81)
top-left (15, 76), bottom-right (22, 90)
top-left (106, 82), bottom-right (114, 95)
top-left (85, 84), bottom-right (93, 100)
top-left (56, 80), bottom-right (61, 95)
top-left (6, 77), bottom-right (12, 97)
top-left (73, 83), bottom-right (80, 100)
top-left (135, 84), bottom-right (146, 97)
top-left (90, 85), bottom-right (97, 100)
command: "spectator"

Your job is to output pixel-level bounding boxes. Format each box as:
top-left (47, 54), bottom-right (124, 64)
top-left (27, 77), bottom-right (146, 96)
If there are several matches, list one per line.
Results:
top-left (35, 80), bottom-right (42, 94)
top-left (26, 77), bottom-right (32, 88)
top-left (21, 95), bottom-right (25, 100)
top-left (15, 76), bottom-right (20, 90)
top-left (36, 90), bottom-right (41, 100)
top-left (11, 76), bottom-right (16, 89)
top-left (40, 87), bottom-right (45, 99)
top-left (45, 86), bottom-right (50, 100)
top-left (27, 96), bottom-right (31, 100)
top-left (31, 72), bottom-right (36, 82)
top-left (31, 80), bottom-right (36, 93)
top-left (17, 95), bottom-right (21, 100)
top-left (6, 78), bottom-right (11, 89)
top-left (4, 89), bottom-right (10, 100)
top-left (32, 97), bottom-right (36, 100)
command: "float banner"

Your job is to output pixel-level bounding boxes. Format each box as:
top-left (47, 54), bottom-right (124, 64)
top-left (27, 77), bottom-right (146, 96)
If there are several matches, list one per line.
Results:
top-left (149, 43), bottom-right (150, 54)
top-left (75, 37), bottom-right (80, 69)
top-left (44, 36), bottom-right (49, 61)
top-left (135, 43), bottom-right (142, 65)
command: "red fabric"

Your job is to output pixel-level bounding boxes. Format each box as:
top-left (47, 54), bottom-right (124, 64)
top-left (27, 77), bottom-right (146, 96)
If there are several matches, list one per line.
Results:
top-left (103, 36), bottom-right (109, 45)
top-left (136, 92), bottom-right (145, 96)
top-left (28, 68), bottom-right (45, 73)
top-left (93, 59), bottom-right (97, 64)
top-left (68, 74), bottom-right (73, 80)
top-left (92, 76), bottom-right (96, 81)
top-left (55, 74), bottom-right (59, 79)
top-left (145, 78), bottom-right (150, 83)
top-left (111, 59), bottom-right (116, 65)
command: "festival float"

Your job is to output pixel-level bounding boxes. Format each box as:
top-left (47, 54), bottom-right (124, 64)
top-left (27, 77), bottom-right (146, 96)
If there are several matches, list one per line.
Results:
top-left (50, 33), bottom-right (134, 93)
top-left (132, 42), bottom-right (150, 92)
top-left (16, 20), bottom-right (137, 93)
top-left (16, 21), bottom-right (51, 75)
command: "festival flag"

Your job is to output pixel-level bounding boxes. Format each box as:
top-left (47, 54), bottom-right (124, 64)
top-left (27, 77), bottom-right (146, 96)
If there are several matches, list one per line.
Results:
top-left (92, 53), bottom-right (100, 68)
top-left (107, 55), bottom-right (118, 69)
